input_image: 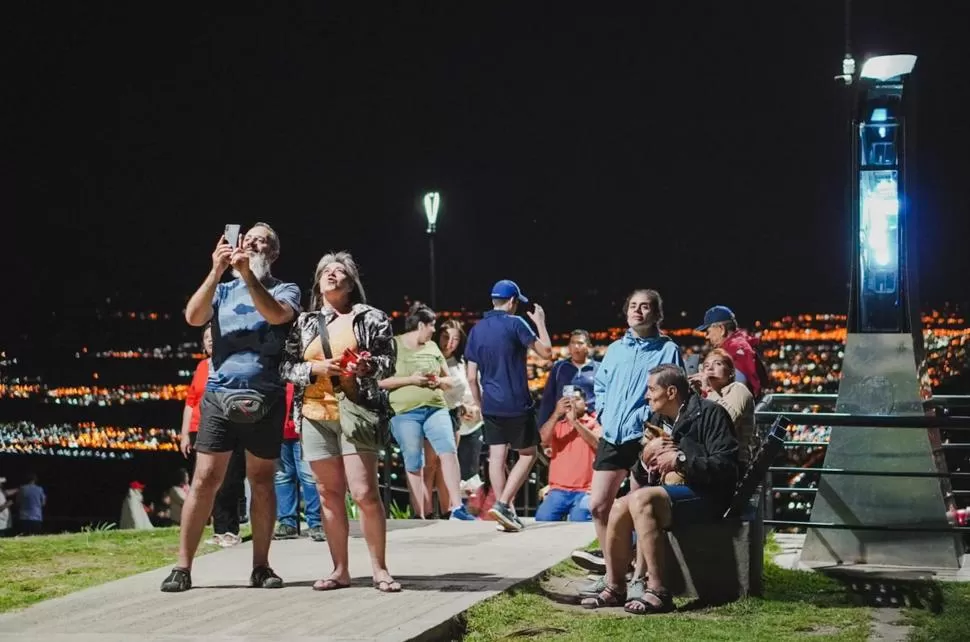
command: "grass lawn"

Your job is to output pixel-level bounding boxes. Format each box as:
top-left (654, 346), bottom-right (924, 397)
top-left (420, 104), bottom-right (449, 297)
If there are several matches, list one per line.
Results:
top-left (0, 526), bottom-right (239, 613)
top-left (903, 582), bottom-right (970, 642)
top-left (465, 534), bottom-right (920, 642)
top-left (464, 565), bottom-right (872, 642)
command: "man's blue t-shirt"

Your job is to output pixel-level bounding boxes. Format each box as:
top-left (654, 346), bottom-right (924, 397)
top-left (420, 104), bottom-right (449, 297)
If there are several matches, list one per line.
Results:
top-left (464, 310), bottom-right (537, 418)
top-left (207, 277), bottom-right (302, 394)
top-left (18, 483), bottom-right (45, 521)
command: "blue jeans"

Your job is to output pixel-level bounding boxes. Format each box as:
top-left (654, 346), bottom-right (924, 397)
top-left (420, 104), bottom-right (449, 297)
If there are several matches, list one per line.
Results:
top-left (389, 406), bottom-right (457, 472)
top-left (534, 488), bottom-right (592, 522)
top-left (275, 439), bottom-right (321, 528)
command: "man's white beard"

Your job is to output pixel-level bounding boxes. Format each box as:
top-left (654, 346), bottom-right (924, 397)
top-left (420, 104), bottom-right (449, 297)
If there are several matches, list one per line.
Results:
top-left (233, 253), bottom-right (272, 281)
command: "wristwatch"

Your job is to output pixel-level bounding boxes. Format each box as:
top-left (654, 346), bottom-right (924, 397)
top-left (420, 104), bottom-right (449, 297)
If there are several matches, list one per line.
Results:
top-left (675, 450), bottom-right (687, 470)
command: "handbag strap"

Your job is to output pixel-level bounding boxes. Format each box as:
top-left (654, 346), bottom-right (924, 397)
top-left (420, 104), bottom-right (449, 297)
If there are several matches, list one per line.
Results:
top-left (316, 312), bottom-right (343, 390)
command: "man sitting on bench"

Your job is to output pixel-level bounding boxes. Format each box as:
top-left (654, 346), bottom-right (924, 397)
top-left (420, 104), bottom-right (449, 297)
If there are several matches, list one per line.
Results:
top-left (581, 364), bottom-right (739, 615)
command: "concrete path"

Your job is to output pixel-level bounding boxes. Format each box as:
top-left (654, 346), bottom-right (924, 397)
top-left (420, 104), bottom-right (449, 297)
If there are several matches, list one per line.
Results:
top-left (0, 519), bottom-right (593, 642)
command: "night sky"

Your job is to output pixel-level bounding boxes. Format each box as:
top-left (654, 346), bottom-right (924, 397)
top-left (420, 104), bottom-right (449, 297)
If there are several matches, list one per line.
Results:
top-left (3, 2), bottom-right (968, 337)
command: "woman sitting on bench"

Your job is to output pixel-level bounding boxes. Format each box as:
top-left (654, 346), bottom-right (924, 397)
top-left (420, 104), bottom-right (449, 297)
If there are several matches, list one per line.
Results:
top-left (580, 364), bottom-right (739, 615)
top-left (689, 348), bottom-right (756, 464)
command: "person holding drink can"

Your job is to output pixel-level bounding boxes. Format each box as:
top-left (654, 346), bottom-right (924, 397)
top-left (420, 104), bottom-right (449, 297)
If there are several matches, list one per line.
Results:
top-left (380, 303), bottom-right (475, 520)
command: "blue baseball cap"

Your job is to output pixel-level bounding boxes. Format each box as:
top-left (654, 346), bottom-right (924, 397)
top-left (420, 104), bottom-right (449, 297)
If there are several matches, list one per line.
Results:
top-left (490, 279), bottom-right (529, 303)
top-left (696, 305), bottom-right (736, 331)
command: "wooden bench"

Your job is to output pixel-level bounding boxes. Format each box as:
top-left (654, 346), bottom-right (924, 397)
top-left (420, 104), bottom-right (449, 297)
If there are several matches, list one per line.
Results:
top-left (662, 416), bottom-right (791, 604)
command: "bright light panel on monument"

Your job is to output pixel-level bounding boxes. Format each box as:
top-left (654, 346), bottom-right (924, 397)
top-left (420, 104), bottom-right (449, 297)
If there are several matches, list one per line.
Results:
top-left (859, 101), bottom-right (901, 298)
top-left (861, 173), bottom-right (899, 275)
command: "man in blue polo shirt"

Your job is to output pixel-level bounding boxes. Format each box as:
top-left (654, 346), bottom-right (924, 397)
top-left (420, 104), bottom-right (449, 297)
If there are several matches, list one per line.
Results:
top-left (466, 280), bottom-right (553, 531)
top-left (162, 222), bottom-right (301, 593)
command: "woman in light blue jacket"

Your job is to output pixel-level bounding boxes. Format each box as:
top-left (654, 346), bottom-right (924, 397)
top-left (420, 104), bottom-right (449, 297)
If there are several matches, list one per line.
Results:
top-left (571, 289), bottom-right (683, 582)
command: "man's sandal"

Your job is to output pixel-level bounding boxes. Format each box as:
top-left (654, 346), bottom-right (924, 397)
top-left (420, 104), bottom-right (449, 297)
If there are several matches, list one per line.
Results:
top-left (580, 584), bottom-right (626, 609)
top-left (624, 587), bottom-right (675, 615)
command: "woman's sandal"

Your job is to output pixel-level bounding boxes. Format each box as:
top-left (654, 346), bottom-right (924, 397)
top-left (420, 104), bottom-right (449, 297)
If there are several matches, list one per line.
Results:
top-left (313, 578), bottom-right (350, 591)
top-left (374, 579), bottom-right (402, 593)
top-left (580, 584), bottom-right (626, 609)
top-left (624, 587), bottom-right (675, 615)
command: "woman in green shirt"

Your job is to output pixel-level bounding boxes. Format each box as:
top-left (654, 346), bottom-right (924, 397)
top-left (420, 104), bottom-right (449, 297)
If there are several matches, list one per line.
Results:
top-left (381, 303), bottom-right (475, 520)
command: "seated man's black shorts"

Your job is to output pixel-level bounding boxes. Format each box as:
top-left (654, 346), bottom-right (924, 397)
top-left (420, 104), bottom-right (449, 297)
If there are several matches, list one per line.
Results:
top-left (593, 438), bottom-right (641, 472)
top-left (195, 390), bottom-right (285, 460)
top-left (483, 413), bottom-right (538, 450)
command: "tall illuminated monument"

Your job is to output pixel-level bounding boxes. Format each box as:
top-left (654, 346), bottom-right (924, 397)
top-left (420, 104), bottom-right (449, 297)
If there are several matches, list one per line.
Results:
top-left (800, 54), bottom-right (964, 568)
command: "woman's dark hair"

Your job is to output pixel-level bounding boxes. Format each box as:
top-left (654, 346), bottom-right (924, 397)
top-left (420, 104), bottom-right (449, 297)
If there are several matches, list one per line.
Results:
top-left (650, 363), bottom-right (689, 399)
top-left (622, 288), bottom-right (665, 327)
top-left (437, 318), bottom-right (467, 359)
top-left (404, 302), bottom-right (436, 332)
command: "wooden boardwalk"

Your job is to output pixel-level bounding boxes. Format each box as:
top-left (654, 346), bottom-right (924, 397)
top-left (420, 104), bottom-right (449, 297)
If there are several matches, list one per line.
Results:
top-left (0, 519), bottom-right (594, 642)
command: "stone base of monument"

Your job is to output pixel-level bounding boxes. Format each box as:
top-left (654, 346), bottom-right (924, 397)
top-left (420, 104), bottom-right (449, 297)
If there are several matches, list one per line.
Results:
top-left (663, 514), bottom-right (764, 604)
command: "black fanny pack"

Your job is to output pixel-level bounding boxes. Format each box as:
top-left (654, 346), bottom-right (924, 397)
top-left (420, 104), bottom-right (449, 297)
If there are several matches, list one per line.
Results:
top-left (214, 389), bottom-right (273, 424)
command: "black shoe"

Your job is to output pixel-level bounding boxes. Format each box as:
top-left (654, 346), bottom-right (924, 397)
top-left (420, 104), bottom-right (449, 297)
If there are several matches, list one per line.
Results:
top-left (160, 567), bottom-right (192, 593)
top-left (273, 523), bottom-right (299, 540)
top-left (250, 565), bottom-right (284, 589)
top-left (571, 549), bottom-right (607, 573)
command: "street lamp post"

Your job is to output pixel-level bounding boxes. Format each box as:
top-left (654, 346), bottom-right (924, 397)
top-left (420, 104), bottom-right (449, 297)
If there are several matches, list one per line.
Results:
top-left (423, 191), bottom-right (441, 309)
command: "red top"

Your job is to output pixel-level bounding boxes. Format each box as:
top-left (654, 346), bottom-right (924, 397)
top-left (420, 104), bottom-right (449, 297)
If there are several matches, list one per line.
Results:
top-left (184, 359), bottom-right (209, 433)
top-left (282, 382), bottom-right (298, 440)
top-left (722, 331), bottom-right (762, 398)
top-left (547, 414), bottom-right (600, 492)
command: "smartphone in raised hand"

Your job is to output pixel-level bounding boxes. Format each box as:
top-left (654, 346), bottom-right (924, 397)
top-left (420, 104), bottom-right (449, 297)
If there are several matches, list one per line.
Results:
top-left (224, 224), bottom-right (241, 248)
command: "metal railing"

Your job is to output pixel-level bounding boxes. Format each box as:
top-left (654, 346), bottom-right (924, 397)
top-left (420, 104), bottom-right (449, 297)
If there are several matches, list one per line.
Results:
top-left (757, 393), bottom-right (970, 534)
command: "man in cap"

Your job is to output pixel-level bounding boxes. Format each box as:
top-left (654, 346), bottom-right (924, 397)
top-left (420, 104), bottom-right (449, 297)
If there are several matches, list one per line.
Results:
top-left (696, 305), bottom-right (766, 399)
top-left (465, 280), bottom-right (553, 531)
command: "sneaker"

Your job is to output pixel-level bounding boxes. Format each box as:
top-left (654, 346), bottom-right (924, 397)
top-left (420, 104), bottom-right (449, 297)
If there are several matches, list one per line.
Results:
top-left (273, 524), bottom-right (299, 540)
top-left (488, 502), bottom-right (522, 532)
top-left (571, 549), bottom-right (607, 573)
top-left (160, 567), bottom-right (192, 593)
top-left (510, 510), bottom-right (525, 530)
top-left (459, 475), bottom-right (484, 496)
top-left (219, 532), bottom-right (242, 548)
top-left (249, 565), bottom-right (284, 589)
top-left (204, 533), bottom-right (224, 546)
top-left (577, 575), bottom-right (607, 597)
top-left (307, 526), bottom-right (326, 542)
top-left (449, 505), bottom-right (476, 521)
top-left (627, 576), bottom-right (646, 601)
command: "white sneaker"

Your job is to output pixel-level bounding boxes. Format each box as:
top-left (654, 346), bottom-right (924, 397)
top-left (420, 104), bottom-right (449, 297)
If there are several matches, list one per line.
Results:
top-left (460, 475), bottom-right (484, 496)
top-left (219, 532), bottom-right (242, 547)
top-left (204, 533), bottom-right (225, 546)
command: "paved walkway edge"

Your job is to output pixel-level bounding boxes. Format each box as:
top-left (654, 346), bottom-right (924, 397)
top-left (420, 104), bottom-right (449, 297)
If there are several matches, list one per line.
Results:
top-left (0, 519), bottom-right (595, 642)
